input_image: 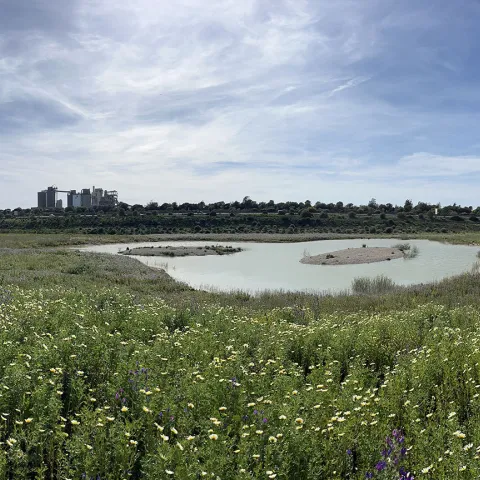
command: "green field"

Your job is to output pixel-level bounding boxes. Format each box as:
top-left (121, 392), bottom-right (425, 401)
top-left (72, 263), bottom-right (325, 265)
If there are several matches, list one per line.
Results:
top-left (1, 234), bottom-right (480, 478)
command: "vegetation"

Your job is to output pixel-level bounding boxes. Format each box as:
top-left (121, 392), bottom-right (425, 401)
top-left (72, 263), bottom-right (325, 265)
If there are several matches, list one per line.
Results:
top-left (4, 197), bottom-right (480, 236)
top-left (391, 243), bottom-right (420, 259)
top-left (351, 275), bottom-right (398, 295)
top-left (2, 234), bottom-right (480, 477)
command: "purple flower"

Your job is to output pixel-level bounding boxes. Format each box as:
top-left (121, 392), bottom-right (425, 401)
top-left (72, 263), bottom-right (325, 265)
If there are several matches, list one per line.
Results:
top-left (365, 473), bottom-right (373, 479)
top-left (375, 461), bottom-right (387, 471)
top-left (346, 449), bottom-right (352, 456)
top-left (262, 418), bottom-right (268, 423)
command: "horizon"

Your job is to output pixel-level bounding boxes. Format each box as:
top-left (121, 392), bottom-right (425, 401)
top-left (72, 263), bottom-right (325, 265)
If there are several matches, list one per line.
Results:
top-left (3, 1), bottom-right (480, 208)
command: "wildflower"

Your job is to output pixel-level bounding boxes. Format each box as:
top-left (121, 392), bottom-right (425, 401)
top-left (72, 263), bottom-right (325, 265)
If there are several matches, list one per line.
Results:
top-left (121, 406), bottom-right (128, 412)
top-left (129, 440), bottom-right (138, 446)
top-left (464, 443), bottom-right (473, 451)
top-left (176, 442), bottom-right (184, 451)
top-left (422, 465), bottom-right (433, 474)
top-left (187, 435), bottom-right (195, 441)
top-left (187, 403), bottom-right (194, 408)
top-left (268, 436), bottom-right (277, 443)
top-left (106, 417), bottom-right (114, 422)
top-left (171, 427), bottom-right (178, 435)
top-left (85, 444), bottom-right (93, 450)
top-left (142, 406), bottom-right (152, 414)
top-left (161, 434), bottom-right (169, 441)
top-left (295, 418), bottom-right (304, 425)
top-left (219, 407), bottom-right (227, 411)
top-left (454, 430), bottom-right (466, 439)
top-left (165, 470), bottom-right (174, 475)
top-left (71, 420), bottom-right (80, 425)
top-left (209, 434), bottom-right (218, 440)
top-left (279, 415), bottom-right (287, 420)
top-left (256, 430), bottom-right (263, 435)
top-left (24, 418), bottom-right (33, 424)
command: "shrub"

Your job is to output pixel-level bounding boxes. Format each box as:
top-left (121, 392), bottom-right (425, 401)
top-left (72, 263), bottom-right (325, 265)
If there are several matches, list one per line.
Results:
top-left (351, 275), bottom-right (397, 294)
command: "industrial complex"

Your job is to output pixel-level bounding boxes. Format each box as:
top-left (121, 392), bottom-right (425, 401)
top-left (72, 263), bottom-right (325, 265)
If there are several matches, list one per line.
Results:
top-left (37, 186), bottom-right (118, 209)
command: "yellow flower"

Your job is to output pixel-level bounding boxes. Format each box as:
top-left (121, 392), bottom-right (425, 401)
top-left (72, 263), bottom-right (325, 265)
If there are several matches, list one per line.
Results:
top-left (106, 417), bottom-right (114, 422)
top-left (142, 406), bottom-right (152, 414)
top-left (121, 406), bottom-right (128, 412)
top-left (71, 420), bottom-right (80, 425)
top-left (85, 444), bottom-right (93, 450)
top-left (129, 440), bottom-right (138, 446)
top-left (187, 435), bottom-right (195, 441)
top-left (25, 418), bottom-right (33, 424)
top-left (171, 427), bottom-right (178, 435)
top-left (295, 418), bottom-right (304, 425)
top-left (219, 407), bottom-right (227, 411)
top-left (187, 403), bottom-right (194, 409)
top-left (209, 434), bottom-right (218, 440)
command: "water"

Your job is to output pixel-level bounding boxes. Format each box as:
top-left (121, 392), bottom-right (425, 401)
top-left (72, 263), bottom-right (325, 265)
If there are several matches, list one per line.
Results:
top-left (80, 239), bottom-right (479, 294)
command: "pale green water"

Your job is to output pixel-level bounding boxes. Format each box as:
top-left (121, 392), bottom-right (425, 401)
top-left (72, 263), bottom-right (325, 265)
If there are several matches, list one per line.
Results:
top-left (82, 239), bottom-right (479, 294)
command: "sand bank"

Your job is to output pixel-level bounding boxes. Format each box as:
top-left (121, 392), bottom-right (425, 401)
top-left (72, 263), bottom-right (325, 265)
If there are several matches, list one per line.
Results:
top-left (120, 245), bottom-right (243, 257)
top-left (300, 247), bottom-right (404, 265)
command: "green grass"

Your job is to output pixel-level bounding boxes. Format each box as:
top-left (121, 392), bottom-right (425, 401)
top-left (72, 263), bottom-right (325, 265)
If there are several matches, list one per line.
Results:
top-left (1, 234), bottom-right (480, 478)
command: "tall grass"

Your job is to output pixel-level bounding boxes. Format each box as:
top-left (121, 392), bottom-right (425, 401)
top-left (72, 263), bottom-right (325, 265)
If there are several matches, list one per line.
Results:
top-left (351, 275), bottom-right (398, 294)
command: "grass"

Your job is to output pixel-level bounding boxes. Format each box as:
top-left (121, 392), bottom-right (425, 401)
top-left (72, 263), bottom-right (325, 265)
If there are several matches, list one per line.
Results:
top-left (1, 233), bottom-right (480, 477)
top-left (351, 275), bottom-right (398, 295)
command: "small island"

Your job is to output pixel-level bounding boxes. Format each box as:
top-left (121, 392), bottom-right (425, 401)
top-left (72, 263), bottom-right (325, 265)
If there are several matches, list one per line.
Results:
top-left (120, 245), bottom-right (243, 258)
top-left (301, 247), bottom-right (405, 265)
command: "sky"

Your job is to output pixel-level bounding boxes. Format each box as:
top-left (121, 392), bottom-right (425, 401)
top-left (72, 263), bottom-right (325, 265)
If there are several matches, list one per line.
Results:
top-left (2, 0), bottom-right (480, 208)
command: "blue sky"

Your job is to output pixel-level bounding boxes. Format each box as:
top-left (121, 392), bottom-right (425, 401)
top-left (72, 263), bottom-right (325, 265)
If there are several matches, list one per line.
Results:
top-left (1, 0), bottom-right (480, 208)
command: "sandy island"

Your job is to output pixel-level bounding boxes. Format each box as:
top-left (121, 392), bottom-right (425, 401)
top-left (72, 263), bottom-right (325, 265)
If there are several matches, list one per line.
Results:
top-left (121, 245), bottom-right (243, 258)
top-left (300, 247), bottom-right (405, 265)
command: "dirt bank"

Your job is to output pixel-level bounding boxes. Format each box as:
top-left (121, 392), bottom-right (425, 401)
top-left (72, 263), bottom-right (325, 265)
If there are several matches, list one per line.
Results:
top-left (300, 247), bottom-right (404, 265)
top-left (120, 245), bottom-right (243, 257)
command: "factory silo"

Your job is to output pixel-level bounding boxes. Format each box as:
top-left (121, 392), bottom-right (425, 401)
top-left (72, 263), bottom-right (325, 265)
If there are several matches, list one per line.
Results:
top-left (46, 187), bottom-right (57, 208)
top-left (37, 191), bottom-right (47, 208)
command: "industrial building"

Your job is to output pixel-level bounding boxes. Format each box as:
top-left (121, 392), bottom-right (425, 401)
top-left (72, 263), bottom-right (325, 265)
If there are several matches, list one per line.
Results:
top-left (37, 186), bottom-right (119, 209)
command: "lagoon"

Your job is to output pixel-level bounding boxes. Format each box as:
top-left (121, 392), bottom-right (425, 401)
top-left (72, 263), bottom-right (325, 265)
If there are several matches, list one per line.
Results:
top-left (81, 239), bottom-right (479, 294)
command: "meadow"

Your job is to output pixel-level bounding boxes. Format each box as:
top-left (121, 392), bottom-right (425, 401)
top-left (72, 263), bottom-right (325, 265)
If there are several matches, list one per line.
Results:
top-left (1, 234), bottom-right (480, 478)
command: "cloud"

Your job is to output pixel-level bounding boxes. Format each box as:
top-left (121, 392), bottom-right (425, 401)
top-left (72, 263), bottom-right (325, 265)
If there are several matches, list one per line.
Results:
top-left (1, 0), bottom-right (480, 207)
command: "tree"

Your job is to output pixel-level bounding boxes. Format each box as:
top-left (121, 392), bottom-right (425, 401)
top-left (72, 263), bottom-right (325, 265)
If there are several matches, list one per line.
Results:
top-left (368, 198), bottom-right (378, 209)
top-left (404, 199), bottom-right (413, 212)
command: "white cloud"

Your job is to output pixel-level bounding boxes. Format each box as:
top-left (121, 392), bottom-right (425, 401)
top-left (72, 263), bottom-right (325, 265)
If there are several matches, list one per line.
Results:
top-left (1, 0), bottom-right (480, 208)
